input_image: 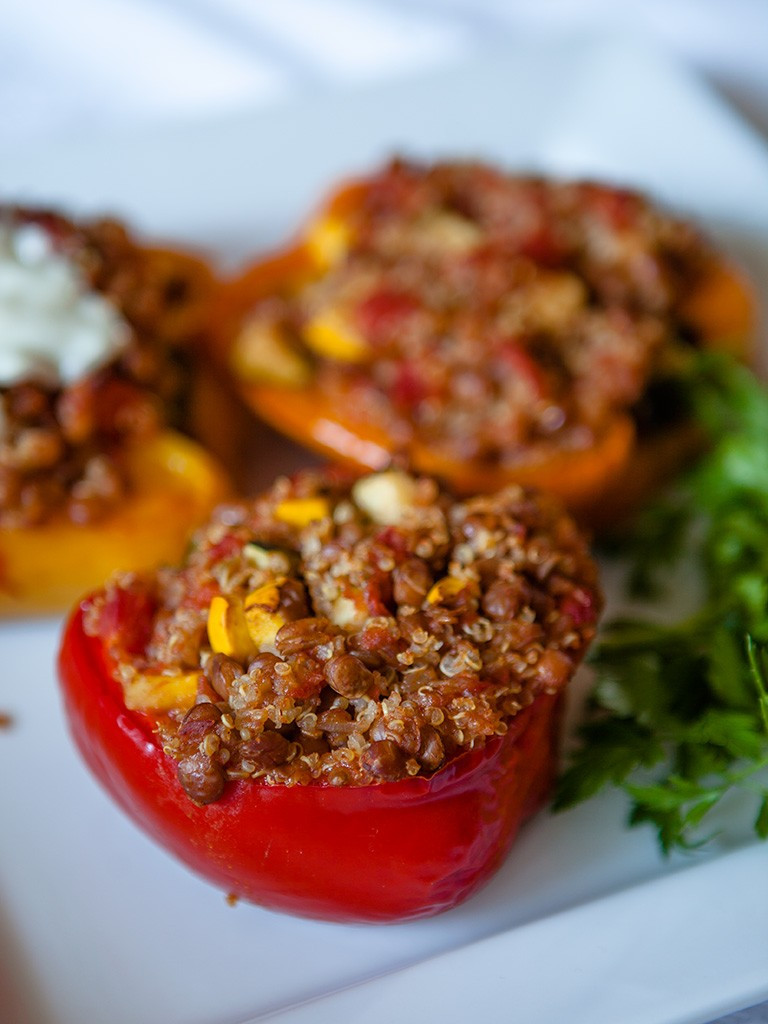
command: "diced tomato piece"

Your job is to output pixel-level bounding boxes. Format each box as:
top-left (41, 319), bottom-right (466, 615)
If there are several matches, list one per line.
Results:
top-left (391, 361), bottom-right (429, 408)
top-left (94, 583), bottom-right (156, 657)
top-left (581, 185), bottom-right (639, 230)
top-left (375, 526), bottom-right (408, 556)
top-left (354, 621), bottom-right (401, 659)
top-left (363, 572), bottom-right (393, 616)
top-left (356, 289), bottom-right (420, 344)
top-left (180, 576), bottom-right (220, 615)
top-left (517, 225), bottom-right (564, 266)
top-left (205, 534), bottom-right (243, 566)
top-left (561, 586), bottom-right (598, 626)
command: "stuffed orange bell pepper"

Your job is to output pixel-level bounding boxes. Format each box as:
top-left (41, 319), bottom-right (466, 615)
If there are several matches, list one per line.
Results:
top-left (215, 160), bottom-right (754, 525)
top-left (0, 206), bottom-right (229, 613)
top-left (59, 467), bottom-right (601, 922)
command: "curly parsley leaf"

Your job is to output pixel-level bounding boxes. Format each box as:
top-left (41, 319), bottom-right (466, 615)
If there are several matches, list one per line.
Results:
top-left (556, 353), bottom-right (768, 852)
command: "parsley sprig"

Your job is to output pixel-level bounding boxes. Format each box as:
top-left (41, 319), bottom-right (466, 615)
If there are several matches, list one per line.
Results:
top-left (555, 353), bottom-right (768, 852)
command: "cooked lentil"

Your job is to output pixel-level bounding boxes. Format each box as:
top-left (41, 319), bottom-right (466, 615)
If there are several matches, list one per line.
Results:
top-left (85, 468), bottom-right (601, 804)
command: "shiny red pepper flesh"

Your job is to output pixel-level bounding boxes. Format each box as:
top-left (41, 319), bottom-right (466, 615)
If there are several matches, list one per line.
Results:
top-left (59, 604), bottom-right (562, 923)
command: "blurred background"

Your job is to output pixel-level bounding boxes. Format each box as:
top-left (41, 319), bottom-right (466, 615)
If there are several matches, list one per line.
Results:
top-left (2, 0), bottom-right (768, 152)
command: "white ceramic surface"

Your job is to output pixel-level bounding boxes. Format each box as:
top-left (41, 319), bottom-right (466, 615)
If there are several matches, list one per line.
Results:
top-left (1, 36), bottom-right (767, 1024)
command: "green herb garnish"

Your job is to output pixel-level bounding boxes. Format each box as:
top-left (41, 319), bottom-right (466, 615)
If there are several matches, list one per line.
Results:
top-left (555, 353), bottom-right (768, 851)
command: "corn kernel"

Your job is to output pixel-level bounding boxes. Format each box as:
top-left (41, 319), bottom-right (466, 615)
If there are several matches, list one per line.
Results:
top-left (305, 214), bottom-right (352, 270)
top-left (243, 578), bottom-right (288, 649)
top-left (207, 594), bottom-right (255, 661)
top-left (231, 320), bottom-right (311, 387)
top-left (244, 578), bottom-right (286, 613)
top-left (427, 577), bottom-right (469, 605)
top-left (274, 497), bottom-right (330, 527)
top-left (124, 671), bottom-right (200, 713)
top-left (303, 308), bottom-right (369, 363)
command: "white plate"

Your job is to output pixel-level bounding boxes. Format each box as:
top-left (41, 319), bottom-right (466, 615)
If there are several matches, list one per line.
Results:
top-left (2, 35), bottom-right (768, 1024)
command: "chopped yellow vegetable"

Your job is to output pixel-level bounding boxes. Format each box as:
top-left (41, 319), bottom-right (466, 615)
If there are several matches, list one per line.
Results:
top-left (305, 214), bottom-right (352, 270)
top-left (124, 671), bottom-right (200, 713)
top-left (231, 320), bottom-right (311, 387)
top-left (207, 594), bottom-right (255, 661)
top-left (427, 577), bottom-right (469, 605)
top-left (244, 578), bottom-right (285, 612)
top-left (274, 496), bottom-right (330, 527)
top-left (243, 578), bottom-right (288, 649)
top-left (304, 307), bottom-right (369, 363)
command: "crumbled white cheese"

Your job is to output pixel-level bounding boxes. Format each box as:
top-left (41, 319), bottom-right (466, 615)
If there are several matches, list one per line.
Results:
top-left (0, 222), bottom-right (129, 387)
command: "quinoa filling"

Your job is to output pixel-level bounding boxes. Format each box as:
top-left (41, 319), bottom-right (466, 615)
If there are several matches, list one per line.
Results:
top-left (239, 160), bottom-right (726, 463)
top-left (85, 469), bottom-right (601, 804)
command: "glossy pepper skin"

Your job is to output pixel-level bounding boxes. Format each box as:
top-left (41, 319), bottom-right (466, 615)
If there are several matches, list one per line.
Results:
top-left (59, 601), bottom-right (562, 924)
top-left (0, 432), bottom-right (230, 615)
top-left (214, 178), bottom-right (754, 527)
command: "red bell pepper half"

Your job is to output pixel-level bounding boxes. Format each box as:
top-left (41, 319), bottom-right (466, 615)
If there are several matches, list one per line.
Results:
top-left (59, 601), bottom-right (562, 924)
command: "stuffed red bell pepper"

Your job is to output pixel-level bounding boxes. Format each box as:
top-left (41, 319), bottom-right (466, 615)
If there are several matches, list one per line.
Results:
top-left (59, 467), bottom-right (601, 922)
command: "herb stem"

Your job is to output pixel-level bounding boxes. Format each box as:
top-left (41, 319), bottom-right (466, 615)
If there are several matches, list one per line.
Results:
top-left (557, 352), bottom-right (768, 851)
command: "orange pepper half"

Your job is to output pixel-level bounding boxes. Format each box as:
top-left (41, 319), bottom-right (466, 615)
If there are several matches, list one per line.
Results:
top-left (213, 178), bottom-right (756, 524)
top-left (0, 431), bottom-right (230, 616)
